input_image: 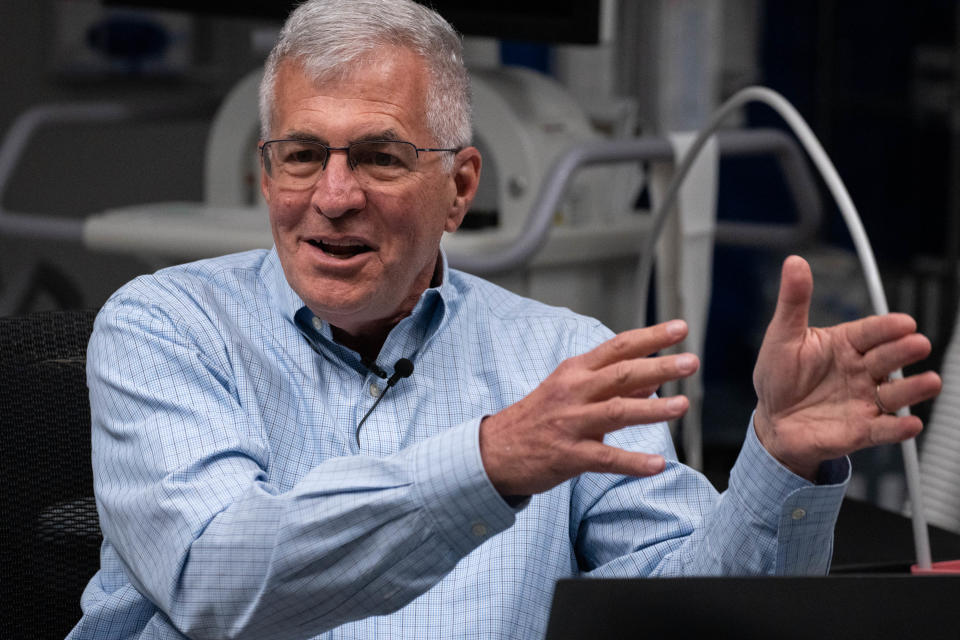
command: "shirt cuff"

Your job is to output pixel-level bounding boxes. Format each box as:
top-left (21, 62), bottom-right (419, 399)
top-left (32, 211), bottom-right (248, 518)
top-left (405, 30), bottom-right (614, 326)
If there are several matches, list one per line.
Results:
top-left (730, 415), bottom-right (850, 574)
top-left (405, 418), bottom-right (517, 558)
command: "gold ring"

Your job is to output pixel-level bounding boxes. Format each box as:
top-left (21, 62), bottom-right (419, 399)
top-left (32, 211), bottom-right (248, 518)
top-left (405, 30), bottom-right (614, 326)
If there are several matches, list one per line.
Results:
top-left (875, 383), bottom-right (894, 415)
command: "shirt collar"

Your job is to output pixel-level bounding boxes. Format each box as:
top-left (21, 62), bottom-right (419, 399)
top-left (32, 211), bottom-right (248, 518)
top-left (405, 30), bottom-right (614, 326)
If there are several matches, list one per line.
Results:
top-left (263, 246), bottom-right (459, 357)
top-left (263, 247), bottom-right (308, 324)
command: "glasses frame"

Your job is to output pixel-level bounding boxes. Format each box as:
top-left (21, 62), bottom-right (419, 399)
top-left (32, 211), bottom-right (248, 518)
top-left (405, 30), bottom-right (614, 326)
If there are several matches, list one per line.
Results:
top-left (259, 138), bottom-right (461, 182)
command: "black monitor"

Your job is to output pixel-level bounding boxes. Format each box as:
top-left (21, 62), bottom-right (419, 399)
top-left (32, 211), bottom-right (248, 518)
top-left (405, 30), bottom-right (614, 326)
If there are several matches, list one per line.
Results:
top-left (546, 575), bottom-right (960, 640)
top-left (105, 1), bottom-right (603, 44)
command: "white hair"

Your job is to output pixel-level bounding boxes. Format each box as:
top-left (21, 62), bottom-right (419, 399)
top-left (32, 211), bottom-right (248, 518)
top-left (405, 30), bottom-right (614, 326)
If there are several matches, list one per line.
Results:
top-left (259, 0), bottom-right (472, 154)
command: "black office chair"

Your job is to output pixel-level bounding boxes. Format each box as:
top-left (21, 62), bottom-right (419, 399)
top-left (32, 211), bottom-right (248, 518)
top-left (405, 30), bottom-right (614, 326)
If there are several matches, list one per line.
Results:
top-left (0, 309), bottom-right (101, 639)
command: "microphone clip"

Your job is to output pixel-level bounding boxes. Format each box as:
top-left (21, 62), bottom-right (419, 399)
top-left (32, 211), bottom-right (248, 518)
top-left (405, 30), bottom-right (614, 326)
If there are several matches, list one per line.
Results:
top-left (360, 356), bottom-right (387, 379)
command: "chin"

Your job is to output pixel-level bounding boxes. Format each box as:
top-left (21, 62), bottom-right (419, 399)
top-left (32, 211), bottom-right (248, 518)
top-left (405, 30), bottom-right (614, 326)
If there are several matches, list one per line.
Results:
top-left (304, 288), bottom-right (382, 323)
top-left (305, 293), bottom-right (367, 319)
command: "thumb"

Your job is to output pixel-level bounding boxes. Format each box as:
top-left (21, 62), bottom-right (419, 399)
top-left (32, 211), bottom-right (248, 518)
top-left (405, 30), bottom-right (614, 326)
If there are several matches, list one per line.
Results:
top-left (768, 255), bottom-right (813, 341)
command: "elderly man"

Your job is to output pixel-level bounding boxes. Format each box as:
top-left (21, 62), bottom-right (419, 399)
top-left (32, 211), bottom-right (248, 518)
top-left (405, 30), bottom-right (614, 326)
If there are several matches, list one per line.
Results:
top-left (69, 0), bottom-right (941, 638)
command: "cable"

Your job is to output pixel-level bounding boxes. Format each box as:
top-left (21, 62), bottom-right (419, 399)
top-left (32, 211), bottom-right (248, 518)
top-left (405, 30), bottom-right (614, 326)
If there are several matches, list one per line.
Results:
top-left (637, 86), bottom-right (931, 569)
top-left (356, 358), bottom-right (414, 446)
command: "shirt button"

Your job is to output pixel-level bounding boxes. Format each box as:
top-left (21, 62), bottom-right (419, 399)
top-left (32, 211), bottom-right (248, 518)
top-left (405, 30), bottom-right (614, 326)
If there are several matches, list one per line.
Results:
top-left (791, 508), bottom-right (807, 520)
top-left (471, 522), bottom-right (488, 538)
top-left (311, 317), bottom-right (322, 331)
top-left (369, 383), bottom-right (381, 398)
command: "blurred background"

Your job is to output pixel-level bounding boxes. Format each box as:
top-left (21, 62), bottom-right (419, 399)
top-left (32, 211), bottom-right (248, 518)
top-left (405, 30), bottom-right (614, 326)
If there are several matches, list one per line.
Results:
top-left (1, 0), bottom-right (956, 515)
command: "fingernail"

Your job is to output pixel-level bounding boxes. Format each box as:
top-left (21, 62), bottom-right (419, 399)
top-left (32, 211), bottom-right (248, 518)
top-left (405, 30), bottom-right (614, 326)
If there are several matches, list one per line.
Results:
top-left (666, 320), bottom-right (686, 337)
top-left (676, 354), bottom-right (696, 373)
top-left (667, 396), bottom-right (686, 412)
top-left (647, 456), bottom-right (665, 473)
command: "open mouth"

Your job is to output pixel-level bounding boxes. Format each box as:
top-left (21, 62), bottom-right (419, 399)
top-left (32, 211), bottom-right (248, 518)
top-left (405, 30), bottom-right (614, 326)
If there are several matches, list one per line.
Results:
top-left (307, 238), bottom-right (372, 259)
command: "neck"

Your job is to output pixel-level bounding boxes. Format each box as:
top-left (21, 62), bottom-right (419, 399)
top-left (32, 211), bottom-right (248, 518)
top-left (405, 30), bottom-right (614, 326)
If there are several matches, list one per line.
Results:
top-left (330, 324), bottom-right (391, 363)
top-left (326, 254), bottom-right (445, 363)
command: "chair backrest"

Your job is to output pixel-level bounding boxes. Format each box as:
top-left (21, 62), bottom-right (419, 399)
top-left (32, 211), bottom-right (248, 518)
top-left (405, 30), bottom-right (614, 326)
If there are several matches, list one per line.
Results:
top-left (0, 309), bottom-right (100, 639)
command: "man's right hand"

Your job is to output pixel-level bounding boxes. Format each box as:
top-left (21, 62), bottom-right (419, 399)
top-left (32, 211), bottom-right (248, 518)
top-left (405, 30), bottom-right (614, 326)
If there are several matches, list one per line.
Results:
top-left (478, 320), bottom-right (699, 497)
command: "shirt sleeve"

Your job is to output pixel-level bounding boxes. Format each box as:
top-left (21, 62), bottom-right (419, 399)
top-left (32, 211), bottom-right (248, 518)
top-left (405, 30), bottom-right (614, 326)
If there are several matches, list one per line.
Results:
top-left (88, 294), bottom-right (516, 639)
top-left (572, 414), bottom-right (849, 577)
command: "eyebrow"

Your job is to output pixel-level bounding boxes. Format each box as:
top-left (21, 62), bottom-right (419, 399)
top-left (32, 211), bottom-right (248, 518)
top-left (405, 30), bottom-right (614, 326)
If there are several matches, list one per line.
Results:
top-left (353, 129), bottom-right (404, 143)
top-left (280, 129), bottom-right (407, 144)
top-left (283, 130), bottom-right (325, 143)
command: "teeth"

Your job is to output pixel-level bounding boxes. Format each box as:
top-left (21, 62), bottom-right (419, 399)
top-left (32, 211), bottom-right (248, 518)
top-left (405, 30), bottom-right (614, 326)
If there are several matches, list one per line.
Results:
top-left (309, 238), bottom-right (370, 258)
top-left (310, 238), bottom-right (365, 247)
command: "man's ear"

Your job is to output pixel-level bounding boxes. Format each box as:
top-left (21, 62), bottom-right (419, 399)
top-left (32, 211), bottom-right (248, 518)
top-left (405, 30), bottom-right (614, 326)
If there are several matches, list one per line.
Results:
top-left (444, 146), bottom-right (482, 233)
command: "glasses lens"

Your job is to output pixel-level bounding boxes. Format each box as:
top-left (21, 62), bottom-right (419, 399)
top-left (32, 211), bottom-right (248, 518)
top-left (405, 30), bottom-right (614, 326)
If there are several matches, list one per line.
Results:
top-left (349, 141), bottom-right (418, 182)
top-left (264, 140), bottom-right (327, 187)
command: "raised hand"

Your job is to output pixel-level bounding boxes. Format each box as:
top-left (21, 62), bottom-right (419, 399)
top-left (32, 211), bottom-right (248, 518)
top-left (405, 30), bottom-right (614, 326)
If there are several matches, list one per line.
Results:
top-left (753, 256), bottom-right (942, 480)
top-left (479, 320), bottom-right (699, 497)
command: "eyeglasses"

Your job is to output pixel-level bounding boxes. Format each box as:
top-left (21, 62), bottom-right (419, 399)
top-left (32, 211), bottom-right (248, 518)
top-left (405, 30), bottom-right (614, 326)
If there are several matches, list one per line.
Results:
top-left (259, 139), bottom-right (460, 189)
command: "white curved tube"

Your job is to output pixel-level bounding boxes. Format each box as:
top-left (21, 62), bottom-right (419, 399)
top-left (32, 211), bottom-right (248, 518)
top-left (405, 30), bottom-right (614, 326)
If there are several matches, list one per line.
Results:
top-left (638, 86), bottom-right (931, 569)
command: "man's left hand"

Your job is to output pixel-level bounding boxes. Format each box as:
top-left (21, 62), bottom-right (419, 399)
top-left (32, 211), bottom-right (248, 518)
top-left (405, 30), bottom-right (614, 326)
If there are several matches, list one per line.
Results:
top-left (752, 255), bottom-right (942, 481)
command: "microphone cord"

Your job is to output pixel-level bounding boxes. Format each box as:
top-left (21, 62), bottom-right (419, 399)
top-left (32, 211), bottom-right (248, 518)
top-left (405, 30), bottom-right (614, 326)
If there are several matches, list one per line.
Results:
top-left (356, 358), bottom-right (414, 446)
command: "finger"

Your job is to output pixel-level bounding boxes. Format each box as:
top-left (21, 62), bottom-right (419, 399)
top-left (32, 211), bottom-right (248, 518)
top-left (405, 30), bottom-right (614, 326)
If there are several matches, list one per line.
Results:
top-left (859, 414), bottom-right (925, 448)
top-left (765, 255), bottom-right (812, 343)
top-left (579, 320), bottom-right (688, 370)
top-left (625, 384), bottom-right (660, 399)
top-left (807, 414), bottom-right (924, 460)
top-left (863, 333), bottom-right (932, 382)
top-left (570, 395), bottom-right (689, 438)
top-left (845, 312), bottom-right (918, 355)
top-left (582, 353), bottom-right (700, 400)
top-left (575, 440), bottom-right (667, 477)
top-left (876, 371), bottom-right (942, 414)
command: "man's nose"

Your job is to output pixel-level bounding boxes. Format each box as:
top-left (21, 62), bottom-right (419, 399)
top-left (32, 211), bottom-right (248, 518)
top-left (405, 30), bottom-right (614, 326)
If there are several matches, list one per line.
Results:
top-left (311, 151), bottom-right (365, 218)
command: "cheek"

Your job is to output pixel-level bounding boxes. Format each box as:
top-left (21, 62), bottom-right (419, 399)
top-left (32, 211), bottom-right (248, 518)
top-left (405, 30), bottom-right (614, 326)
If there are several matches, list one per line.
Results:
top-left (269, 190), bottom-right (311, 229)
top-left (379, 195), bottom-right (443, 252)
top-left (385, 180), bottom-right (451, 234)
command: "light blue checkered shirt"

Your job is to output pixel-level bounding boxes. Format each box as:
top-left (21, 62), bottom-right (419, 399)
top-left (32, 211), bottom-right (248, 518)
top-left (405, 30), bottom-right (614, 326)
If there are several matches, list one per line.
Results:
top-left (69, 248), bottom-right (848, 639)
